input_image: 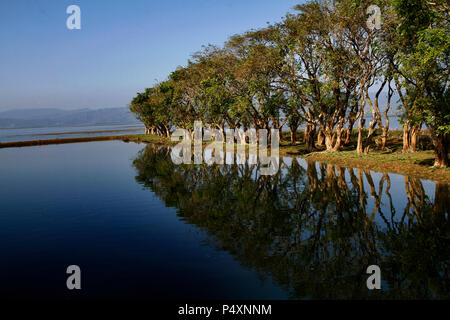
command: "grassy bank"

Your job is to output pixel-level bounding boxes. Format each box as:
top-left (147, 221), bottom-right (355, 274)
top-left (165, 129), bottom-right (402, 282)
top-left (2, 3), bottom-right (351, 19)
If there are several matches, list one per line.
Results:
top-left (1, 130), bottom-right (448, 183)
top-left (303, 150), bottom-right (449, 183)
top-left (277, 130), bottom-right (449, 183)
top-left (0, 134), bottom-right (172, 149)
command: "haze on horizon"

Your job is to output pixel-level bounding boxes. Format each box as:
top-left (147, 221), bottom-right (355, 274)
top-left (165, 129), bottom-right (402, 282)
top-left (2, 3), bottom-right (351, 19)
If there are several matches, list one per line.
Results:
top-left (0, 0), bottom-right (300, 112)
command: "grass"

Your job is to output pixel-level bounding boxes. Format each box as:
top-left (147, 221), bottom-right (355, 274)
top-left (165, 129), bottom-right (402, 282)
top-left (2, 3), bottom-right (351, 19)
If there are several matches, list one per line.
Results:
top-left (1, 129), bottom-right (448, 183)
top-left (303, 150), bottom-right (449, 183)
top-left (0, 133), bottom-right (174, 149)
top-left (120, 134), bottom-right (176, 145)
top-left (278, 129), bottom-right (450, 183)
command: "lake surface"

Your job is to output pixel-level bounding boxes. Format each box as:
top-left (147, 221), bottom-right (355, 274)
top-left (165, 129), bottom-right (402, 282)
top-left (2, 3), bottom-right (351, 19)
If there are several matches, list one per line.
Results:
top-left (0, 141), bottom-right (448, 300)
top-left (0, 118), bottom-right (402, 144)
top-left (0, 124), bottom-right (144, 143)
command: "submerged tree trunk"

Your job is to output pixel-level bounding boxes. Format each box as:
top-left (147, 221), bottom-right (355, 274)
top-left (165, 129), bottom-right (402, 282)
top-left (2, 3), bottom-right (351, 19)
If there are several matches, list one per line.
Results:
top-left (434, 182), bottom-right (449, 214)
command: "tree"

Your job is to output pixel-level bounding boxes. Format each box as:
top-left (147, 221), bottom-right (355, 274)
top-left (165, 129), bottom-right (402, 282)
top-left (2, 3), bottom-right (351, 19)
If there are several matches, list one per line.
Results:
top-left (224, 28), bottom-right (288, 141)
top-left (393, 0), bottom-right (449, 166)
top-left (280, 1), bottom-right (360, 152)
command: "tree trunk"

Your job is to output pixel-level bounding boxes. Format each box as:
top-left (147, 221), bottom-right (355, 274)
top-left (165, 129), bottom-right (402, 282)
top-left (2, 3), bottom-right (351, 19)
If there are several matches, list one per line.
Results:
top-left (325, 132), bottom-right (333, 151)
top-left (305, 124), bottom-right (316, 152)
top-left (410, 130), bottom-right (418, 151)
top-left (217, 125), bottom-right (225, 142)
top-left (402, 125), bottom-right (411, 152)
top-left (332, 128), bottom-right (343, 151)
top-left (304, 125), bottom-right (310, 144)
top-left (403, 122), bottom-right (421, 152)
top-left (410, 125), bottom-right (420, 151)
top-left (344, 120), bottom-right (354, 145)
top-left (356, 117), bottom-right (365, 155)
top-left (290, 127), bottom-right (296, 144)
top-left (380, 126), bottom-right (388, 149)
top-left (317, 129), bottom-right (325, 146)
top-left (432, 133), bottom-right (448, 167)
top-left (289, 121), bottom-right (298, 145)
top-left (363, 120), bottom-right (377, 154)
top-left (380, 80), bottom-right (392, 150)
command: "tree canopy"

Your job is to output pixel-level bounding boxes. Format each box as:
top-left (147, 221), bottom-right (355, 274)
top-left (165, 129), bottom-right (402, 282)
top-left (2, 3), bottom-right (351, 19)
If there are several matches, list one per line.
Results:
top-left (130, 0), bottom-right (449, 167)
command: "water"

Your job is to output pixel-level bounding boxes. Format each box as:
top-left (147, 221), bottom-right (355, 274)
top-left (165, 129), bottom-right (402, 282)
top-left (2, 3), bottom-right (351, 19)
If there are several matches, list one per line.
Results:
top-left (0, 118), bottom-right (402, 144)
top-left (0, 141), bottom-right (448, 300)
top-left (0, 124), bottom-right (144, 143)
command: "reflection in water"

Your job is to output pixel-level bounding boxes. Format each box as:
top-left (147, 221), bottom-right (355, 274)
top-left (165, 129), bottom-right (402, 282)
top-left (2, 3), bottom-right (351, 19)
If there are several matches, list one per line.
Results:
top-left (132, 144), bottom-right (449, 299)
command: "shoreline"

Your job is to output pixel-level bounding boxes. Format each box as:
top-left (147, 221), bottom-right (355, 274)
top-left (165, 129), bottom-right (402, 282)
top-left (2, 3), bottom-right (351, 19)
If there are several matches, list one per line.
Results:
top-left (0, 134), bottom-right (171, 148)
top-left (1, 133), bottom-right (449, 184)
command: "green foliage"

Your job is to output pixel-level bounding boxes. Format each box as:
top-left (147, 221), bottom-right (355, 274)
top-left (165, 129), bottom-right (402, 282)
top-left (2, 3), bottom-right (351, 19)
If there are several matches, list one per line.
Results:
top-left (129, 0), bottom-right (449, 164)
top-left (393, 0), bottom-right (449, 140)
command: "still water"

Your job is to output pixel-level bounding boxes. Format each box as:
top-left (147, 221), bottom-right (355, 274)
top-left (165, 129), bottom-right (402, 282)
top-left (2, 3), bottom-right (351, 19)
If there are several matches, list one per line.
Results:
top-left (0, 124), bottom-right (143, 143)
top-left (0, 141), bottom-right (448, 300)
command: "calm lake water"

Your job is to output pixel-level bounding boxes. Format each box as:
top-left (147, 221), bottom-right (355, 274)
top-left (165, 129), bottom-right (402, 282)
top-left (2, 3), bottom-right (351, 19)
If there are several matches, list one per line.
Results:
top-left (0, 124), bottom-right (144, 143)
top-left (0, 141), bottom-right (448, 300)
top-left (0, 117), bottom-right (402, 143)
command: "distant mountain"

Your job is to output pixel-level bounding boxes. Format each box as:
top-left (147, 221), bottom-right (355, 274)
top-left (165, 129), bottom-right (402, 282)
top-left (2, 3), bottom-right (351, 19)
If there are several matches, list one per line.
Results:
top-left (0, 107), bottom-right (140, 128)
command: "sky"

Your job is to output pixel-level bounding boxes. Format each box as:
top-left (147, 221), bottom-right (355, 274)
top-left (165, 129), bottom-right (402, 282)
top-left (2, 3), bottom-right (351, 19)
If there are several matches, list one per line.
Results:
top-left (0, 0), bottom-right (301, 111)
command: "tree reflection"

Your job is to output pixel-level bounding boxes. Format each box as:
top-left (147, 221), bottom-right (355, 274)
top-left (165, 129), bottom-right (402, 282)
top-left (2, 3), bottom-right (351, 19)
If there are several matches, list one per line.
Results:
top-left (132, 144), bottom-right (449, 299)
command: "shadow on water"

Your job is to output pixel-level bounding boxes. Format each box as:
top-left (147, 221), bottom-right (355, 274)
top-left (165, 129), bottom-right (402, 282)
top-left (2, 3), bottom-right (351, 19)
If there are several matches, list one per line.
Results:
top-left (132, 144), bottom-right (450, 300)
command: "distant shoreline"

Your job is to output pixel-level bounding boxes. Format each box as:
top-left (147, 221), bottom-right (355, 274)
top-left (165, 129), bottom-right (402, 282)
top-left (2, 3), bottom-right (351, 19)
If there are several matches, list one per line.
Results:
top-left (4, 127), bottom-right (142, 138)
top-left (0, 134), bottom-right (169, 149)
top-left (0, 135), bottom-right (132, 148)
top-left (0, 122), bottom-right (142, 130)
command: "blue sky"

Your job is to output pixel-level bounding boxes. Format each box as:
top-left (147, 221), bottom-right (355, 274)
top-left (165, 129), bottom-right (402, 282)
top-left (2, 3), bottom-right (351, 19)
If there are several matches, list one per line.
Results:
top-left (0, 0), bottom-right (300, 111)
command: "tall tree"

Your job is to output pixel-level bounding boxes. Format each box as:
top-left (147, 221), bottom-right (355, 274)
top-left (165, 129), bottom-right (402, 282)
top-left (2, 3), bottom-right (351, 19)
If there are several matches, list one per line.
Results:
top-left (393, 0), bottom-right (449, 166)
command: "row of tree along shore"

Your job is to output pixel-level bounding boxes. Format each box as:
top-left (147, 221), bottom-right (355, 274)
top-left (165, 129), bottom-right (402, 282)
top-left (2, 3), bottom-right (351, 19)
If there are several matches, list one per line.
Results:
top-left (130, 0), bottom-right (449, 167)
